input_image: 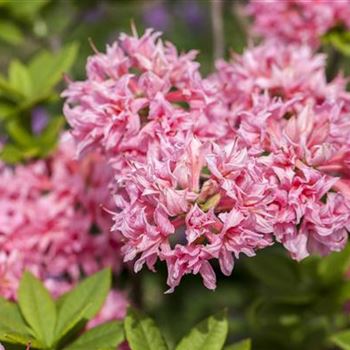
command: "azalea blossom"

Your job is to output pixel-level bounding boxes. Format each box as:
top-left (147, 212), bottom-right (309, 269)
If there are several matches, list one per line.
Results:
top-left (247, 0), bottom-right (350, 48)
top-left (212, 42), bottom-right (350, 262)
top-left (213, 40), bottom-right (350, 111)
top-left (61, 28), bottom-right (350, 291)
top-left (113, 137), bottom-right (275, 292)
top-left (0, 133), bottom-right (122, 299)
top-left (62, 28), bottom-right (221, 170)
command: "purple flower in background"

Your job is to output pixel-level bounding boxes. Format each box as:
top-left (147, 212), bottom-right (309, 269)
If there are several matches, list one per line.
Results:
top-left (143, 2), bottom-right (170, 31)
top-left (177, 0), bottom-right (205, 30)
top-left (83, 3), bottom-right (106, 23)
top-left (31, 107), bottom-right (49, 135)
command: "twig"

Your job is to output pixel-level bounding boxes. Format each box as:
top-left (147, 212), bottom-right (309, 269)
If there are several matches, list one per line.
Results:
top-left (211, 0), bottom-right (225, 61)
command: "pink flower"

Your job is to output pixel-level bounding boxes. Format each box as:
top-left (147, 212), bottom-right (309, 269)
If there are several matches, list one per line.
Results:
top-left (247, 0), bottom-right (350, 48)
top-left (63, 29), bottom-right (219, 169)
top-left (0, 133), bottom-right (122, 299)
top-left (213, 41), bottom-right (349, 111)
top-left (113, 137), bottom-right (276, 291)
top-left (163, 244), bottom-right (216, 293)
top-left (59, 27), bottom-right (350, 291)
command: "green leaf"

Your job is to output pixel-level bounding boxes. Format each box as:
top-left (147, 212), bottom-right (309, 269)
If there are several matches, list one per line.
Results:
top-left (18, 271), bottom-right (57, 347)
top-left (0, 297), bottom-right (40, 347)
top-left (175, 311), bottom-right (228, 350)
top-left (55, 269), bottom-right (111, 340)
top-left (37, 116), bottom-right (65, 156)
top-left (0, 73), bottom-right (23, 99)
top-left (6, 120), bottom-right (35, 148)
top-left (0, 297), bottom-right (27, 333)
top-left (124, 308), bottom-right (168, 350)
top-left (318, 243), bottom-right (350, 284)
top-left (331, 329), bottom-right (350, 350)
top-left (0, 144), bottom-right (24, 163)
top-left (245, 250), bottom-right (299, 290)
top-left (0, 101), bottom-right (15, 120)
top-left (8, 60), bottom-right (32, 97)
top-left (5, 0), bottom-right (48, 20)
top-left (3, 332), bottom-right (44, 349)
top-left (28, 43), bottom-right (78, 99)
top-left (322, 29), bottom-right (350, 56)
top-left (63, 321), bottom-right (124, 350)
top-left (0, 21), bottom-right (23, 45)
top-left (225, 339), bottom-right (251, 350)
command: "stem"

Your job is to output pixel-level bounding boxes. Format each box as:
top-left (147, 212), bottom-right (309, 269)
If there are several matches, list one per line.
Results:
top-left (211, 0), bottom-right (225, 61)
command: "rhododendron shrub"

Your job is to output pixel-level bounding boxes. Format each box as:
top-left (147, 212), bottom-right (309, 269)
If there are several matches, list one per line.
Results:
top-left (0, 132), bottom-right (123, 300)
top-left (62, 29), bottom-right (350, 293)
top-left (246, 0), bottom-right (350, 48)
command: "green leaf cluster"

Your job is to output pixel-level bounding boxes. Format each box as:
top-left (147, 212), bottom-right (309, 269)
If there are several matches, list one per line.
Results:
top-left (0, 43), bottom-right (77, 163)
top-left (0, 279), bottom-right (252, 350)
top-left (244, 244), bottom-right (350, 350)
top-left (124, 308), bottom-right (250, 350)
top-left (0, 0), bottom-right (49, 45)
top-left (322, 26), bottom-right (350, 57)
top-left (0, 268), bottom-right (124, 350)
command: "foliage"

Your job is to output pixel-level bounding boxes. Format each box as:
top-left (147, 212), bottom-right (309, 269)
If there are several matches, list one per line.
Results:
top-left (0, 269), bottom-right (124, 350)
top-left (124, 308), bottom-right (250, 350)
top-left (0, 43), bottom-right (77, 163)
top-left (244, 246), bottom-right (350, 350)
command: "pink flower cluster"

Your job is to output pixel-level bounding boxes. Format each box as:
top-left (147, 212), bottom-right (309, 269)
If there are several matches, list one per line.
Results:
top-left (0, 133), bottom-right (122, 300)
top-left (247, 0), bottom-right (350, 48)
top-left (63, 29), bottom-right (350, 292)
top-left (63, 28), bottom-right (222, 170)
top-left (213, 41), bottom-right (350, 261)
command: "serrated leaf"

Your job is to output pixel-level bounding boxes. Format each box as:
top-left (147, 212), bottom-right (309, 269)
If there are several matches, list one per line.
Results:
top-left (63, 321), bottom-right (124, 350)
top-left (175, 311), bottom-right (228, 350)
top-left (18, 271), bottom-right (56, 347)
top-left (124, 308), bottom-right (168, 350)
top-left (8, 60), bottom-right (32, 97)
top-left (331, 329), bottom-right (350, 349)
top-left (55, 269), bottom-right (111, 339)
top-left (225, 339), bottom-right (251, 350)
